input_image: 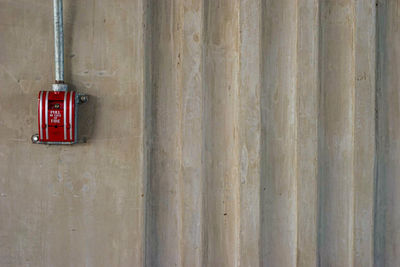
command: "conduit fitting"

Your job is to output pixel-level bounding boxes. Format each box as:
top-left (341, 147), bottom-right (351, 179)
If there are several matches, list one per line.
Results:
top-left (52, 83), bottom-right (68, 92)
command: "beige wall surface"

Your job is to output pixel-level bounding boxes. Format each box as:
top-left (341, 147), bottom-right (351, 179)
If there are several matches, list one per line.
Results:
top-left (0, 0), bottom-right (397, 266)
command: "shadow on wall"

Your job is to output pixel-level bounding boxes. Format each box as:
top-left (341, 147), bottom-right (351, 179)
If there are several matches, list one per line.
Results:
top-left (77, 92), bottom-right (96, 144)
top-left (62, 0), bottom-right (96, 144)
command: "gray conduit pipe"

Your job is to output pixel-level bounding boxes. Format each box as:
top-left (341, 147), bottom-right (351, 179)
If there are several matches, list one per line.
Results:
top-left (52, 0), bottom-right (68, 91)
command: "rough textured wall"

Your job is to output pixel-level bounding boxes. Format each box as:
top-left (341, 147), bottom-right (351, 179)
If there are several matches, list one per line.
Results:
top-left (0, 0), bottom-right (147, 266)
top-left (0, 0), bottom-right (397, 266)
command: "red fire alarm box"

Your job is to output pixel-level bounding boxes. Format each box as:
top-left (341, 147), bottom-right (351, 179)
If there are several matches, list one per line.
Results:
top-left (32, 90), bottom-right (87, 144)
top-left (38, 91), bottom-right (77, 144)
top-left (37, 91), bottom-right (77, 144)
top-left (38, 91), bottom-right (76, 144)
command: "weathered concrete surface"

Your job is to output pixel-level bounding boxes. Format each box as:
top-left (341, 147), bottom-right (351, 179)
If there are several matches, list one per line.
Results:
top-left (375, 1), bottom-right (400, 266)
top-left (0, 0), bottom-right (398, 266)
top-left (0, 0), bottom-right (147, 266)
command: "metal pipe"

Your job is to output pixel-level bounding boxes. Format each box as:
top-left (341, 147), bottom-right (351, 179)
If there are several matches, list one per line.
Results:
top-left (53, 0), bottom-right (64, 83)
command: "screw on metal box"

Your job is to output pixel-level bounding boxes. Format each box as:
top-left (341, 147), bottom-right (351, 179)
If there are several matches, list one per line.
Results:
top-left (31, 134), bottom-right (39, 144)
top-left (32, 0), bottom-right (88, 145)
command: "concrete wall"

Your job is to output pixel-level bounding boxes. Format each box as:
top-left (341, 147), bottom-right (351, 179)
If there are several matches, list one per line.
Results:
top-left (0, 0), bottom-right (397, 266)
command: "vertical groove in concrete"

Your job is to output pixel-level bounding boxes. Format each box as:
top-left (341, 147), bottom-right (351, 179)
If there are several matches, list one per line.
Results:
top-left (375, 1), bottom-right (400, 266)
top-left (260, 1), bottom-right (299, 266)
top-left (180, 0), bottom-right (204, 266)
top-left (203, 1), bottom-right (241, 266)
top-left (147, 0), bottom-right (205, 266)
top-left (238, 0), bottom-right (261, 266)
top-left (144, 0), bottom-right (153, 266)
top-left (374, 1), bottom-right (387, 266)
top-left (147, 1), bottom-right (184, 266)
top-left (296, 0), bottom-right (319, 266)
top-left (353, 1), bottom-right (376, 266)
top-left (318, 1), bottom-right (356, 266)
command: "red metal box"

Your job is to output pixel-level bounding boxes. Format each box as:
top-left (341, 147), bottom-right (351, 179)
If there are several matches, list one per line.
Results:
top-left (37, 91), bottom-right (77, 144)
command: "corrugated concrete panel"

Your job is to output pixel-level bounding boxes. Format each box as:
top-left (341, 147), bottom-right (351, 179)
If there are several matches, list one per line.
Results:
top-left (0, 0), bottom-right (398, 266)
